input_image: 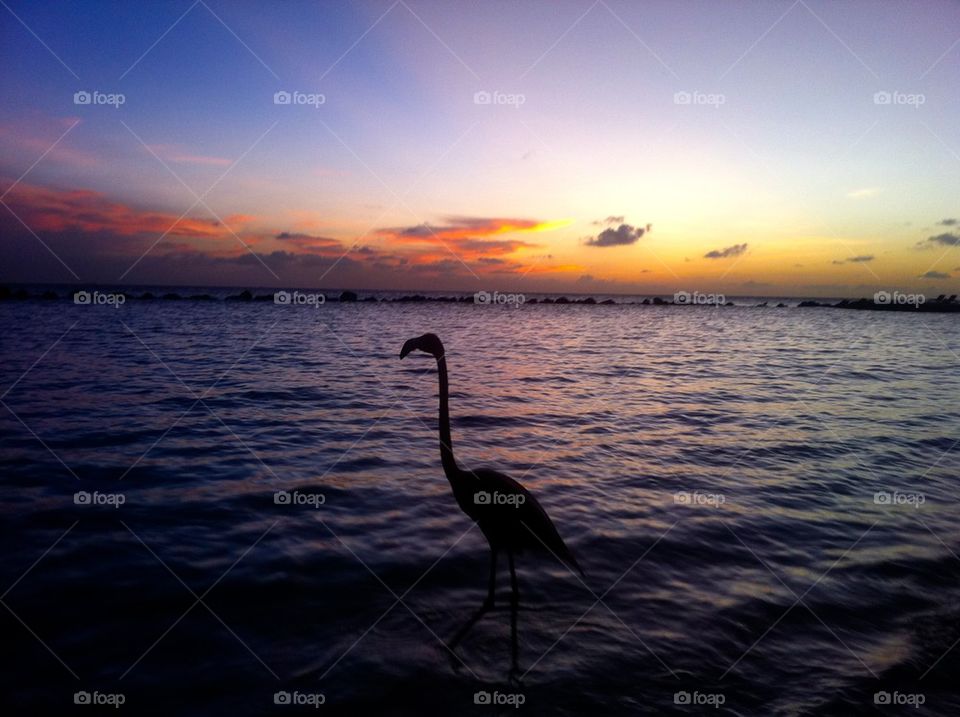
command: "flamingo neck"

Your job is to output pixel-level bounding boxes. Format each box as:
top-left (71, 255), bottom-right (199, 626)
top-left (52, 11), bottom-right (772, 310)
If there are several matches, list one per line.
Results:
top-left (436, 354), bottom-right (459, 478)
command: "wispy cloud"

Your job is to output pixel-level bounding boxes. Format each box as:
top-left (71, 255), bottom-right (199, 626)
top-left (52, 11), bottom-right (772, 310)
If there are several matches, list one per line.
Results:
top-left (591, 215), bottom-right (625, 226)
top-left (144, 143), bottom-right (232, 166)
top-left (831, 255), bottom-right (874, 264)
top-left (919, 270), bottom-right (951, 279)
top-left (846, 187), bottom-right (882, 199)
top-left (704, 242), bottom-right (748, 259)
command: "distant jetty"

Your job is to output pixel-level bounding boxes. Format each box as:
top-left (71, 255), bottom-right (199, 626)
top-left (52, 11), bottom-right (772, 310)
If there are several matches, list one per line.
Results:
top-left (1, 286), bottom-right (958, 313)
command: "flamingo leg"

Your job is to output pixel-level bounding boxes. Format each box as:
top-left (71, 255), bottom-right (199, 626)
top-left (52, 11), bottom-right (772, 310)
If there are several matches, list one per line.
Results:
top-left (484, 547), bottom-right (498, 609)
top-left (508, 550), bottom-right (520, 679)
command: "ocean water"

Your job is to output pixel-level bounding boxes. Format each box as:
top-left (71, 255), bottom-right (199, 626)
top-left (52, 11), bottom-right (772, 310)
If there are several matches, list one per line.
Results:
top-left (1, 296), bottom-right (959, 715)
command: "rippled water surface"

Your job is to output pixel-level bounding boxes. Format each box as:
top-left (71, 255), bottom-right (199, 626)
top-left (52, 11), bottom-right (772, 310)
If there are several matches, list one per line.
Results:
top-left (2, 298), bottom-right (959, 715)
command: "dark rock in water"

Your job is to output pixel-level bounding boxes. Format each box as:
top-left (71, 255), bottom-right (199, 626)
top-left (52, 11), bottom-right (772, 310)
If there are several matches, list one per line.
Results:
top-left (641, 298), bottom-right (651, 305)
top-left (0, 286), bottom-right (10, 300)
top-left (776, 302), bottom-right (787, 308)
top-left (541, 298), bottom-right (554, 304)
top-left (226, 289), bottom-right (253, 301)
top-left (527, 298), bottom-right (539, 304)
top-left (555, 296), bottom-right (570, 304)
top-left (581, 297), bottom-right (596, 304)
top-left (140, 292), bottom-right (156, 300)
top-left (600, 299), bottom-right (616, 305)
top-left (798, 300), bottom-right (824, 307)
top-left (725, 301), bottom-right (734, 306)
top-left (253, 293), bottom-right (273, 301)
top-left (13, 288), bottom-right (30, 300)
top-left (40, 290), bottom-right (58, 300)
top-left (189, 294), bottom-right (215, 301)
top-left (362, 296), bottom-right (378, 302)
top-left (162, 293), bottom-right (183, 300)
top-left (340, 290), bottom-right (358, 302)
top-left (652, 297), bottom-right (666, 305)
top-left (756, 302), bottom-right (768, 307)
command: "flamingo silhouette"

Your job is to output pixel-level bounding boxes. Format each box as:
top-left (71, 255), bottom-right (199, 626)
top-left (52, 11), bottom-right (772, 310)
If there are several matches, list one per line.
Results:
top-left (399, 333), bottom-right (583, 613)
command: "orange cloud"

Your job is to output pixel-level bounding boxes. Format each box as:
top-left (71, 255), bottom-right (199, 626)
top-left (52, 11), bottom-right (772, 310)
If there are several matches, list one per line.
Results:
top-left (379, 216), bottom-right (558, 245)
top-left (0, 178), bottom-right (583, 285)
top-left (2, 180), bottom-right (225, 239)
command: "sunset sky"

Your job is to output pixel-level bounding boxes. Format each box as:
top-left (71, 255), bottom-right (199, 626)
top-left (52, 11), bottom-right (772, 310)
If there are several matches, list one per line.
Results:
top-left (1, 0), bottom-right (959, 296)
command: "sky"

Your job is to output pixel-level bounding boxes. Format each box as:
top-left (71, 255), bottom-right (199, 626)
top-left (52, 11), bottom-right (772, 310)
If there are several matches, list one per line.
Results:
top-left (1, 0), bottom-right (959, 297)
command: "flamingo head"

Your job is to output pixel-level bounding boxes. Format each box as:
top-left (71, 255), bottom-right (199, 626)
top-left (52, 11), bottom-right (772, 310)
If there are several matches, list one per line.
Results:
top-left (399, 333), bottom-right (445, 360)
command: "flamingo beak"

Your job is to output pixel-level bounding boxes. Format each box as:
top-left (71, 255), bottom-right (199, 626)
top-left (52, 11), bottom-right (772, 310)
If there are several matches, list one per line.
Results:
top-left (399, 337), bottom-right (419, 360)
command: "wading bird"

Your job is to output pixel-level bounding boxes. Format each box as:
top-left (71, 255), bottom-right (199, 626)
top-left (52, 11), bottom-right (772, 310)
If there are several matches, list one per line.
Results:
top-left (399, 332), bottom-right (583, 612)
